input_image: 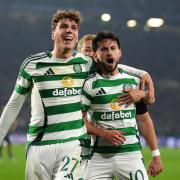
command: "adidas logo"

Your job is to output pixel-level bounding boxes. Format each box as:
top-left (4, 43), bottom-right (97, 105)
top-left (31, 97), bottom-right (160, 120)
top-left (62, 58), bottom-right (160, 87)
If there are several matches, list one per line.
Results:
top-left (44, 68), bottom-right (55, 75)
top-left (96, 88), bottom-right (106, 95)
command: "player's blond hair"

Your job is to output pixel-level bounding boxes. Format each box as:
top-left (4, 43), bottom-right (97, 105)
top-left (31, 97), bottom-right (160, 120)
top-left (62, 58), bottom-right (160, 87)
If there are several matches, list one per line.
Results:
top-left (77, 34), bottom-right (96, 51)
top-left (51, 9), bottom-right (82, 31)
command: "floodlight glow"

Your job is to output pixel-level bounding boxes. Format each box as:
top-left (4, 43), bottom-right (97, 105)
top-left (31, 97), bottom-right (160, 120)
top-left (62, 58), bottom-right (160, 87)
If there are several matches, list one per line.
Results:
top-left (127, 20), bottom-right (137, 28)
top-left (146, 18), bottom-right (164, 27)
top-left (101, 13), bottom-right (111, 22)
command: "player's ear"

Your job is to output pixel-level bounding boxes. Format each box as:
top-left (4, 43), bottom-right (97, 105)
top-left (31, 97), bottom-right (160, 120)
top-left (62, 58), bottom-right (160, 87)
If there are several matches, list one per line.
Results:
top-left (119, 48), bottom-right (122, 58)
top-left (94, 52), bottom-right (98, 61)
top-left (51, 31), bottom-right (55, 41)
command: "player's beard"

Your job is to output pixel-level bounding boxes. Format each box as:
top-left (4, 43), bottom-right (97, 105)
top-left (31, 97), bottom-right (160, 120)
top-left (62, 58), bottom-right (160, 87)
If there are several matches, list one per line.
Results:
top-left (97, 60), bottom-right (119, 74)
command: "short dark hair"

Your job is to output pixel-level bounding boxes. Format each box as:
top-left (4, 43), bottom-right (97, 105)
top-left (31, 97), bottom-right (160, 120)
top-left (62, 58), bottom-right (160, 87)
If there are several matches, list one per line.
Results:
top-left (92, 31), bottom-right (121, 52)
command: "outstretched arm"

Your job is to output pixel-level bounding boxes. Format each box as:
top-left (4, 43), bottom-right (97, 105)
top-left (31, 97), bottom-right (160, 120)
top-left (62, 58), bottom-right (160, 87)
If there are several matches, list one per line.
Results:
top-left (137, 112), bottom-right (163, 177)
top-left (119, 64), bottom-right (147, 78)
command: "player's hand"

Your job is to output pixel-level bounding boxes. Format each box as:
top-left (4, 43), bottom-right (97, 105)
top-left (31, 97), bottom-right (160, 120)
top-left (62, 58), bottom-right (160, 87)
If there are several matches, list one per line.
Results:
top-left (140, 73), bottom-right (155, 104)
top-left (117, 89), bottom-right (145, 107)
top-left (147, 156), bottom-right (163, 177)
top-left (102, 130), bottom-right (126, 146)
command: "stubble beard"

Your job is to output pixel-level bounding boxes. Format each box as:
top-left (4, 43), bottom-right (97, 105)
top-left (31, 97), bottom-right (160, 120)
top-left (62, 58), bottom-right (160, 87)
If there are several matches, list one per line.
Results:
top-left (98, 61), bottom-right (119, 74)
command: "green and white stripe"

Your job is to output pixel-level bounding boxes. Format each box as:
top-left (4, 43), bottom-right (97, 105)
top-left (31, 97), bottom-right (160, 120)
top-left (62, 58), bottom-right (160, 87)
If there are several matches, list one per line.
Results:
top-left (82, 71), bottom-right (142, 153)
top-left (15, 51), bottom-right (93, 145)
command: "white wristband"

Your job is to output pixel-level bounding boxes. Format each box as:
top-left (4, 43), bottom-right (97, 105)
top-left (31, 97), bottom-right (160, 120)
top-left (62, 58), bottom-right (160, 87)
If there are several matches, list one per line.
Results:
top-left (151, 149), bottom-right (160, 157)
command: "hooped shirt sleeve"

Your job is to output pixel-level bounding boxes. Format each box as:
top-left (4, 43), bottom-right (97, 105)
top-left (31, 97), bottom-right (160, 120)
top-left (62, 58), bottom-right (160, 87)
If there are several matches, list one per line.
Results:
top-left (81, 78), bottom-right (93, 113)
top-left (119, 64), bottom-right (147, 78)
top-left (14, 59), bottom-right (33, 95)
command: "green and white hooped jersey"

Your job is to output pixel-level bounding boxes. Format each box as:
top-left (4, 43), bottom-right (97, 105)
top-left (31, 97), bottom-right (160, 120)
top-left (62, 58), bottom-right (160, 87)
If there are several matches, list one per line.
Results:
top-left (15, 51), bottom-right (93, 145)
top-left (81, 69), bottom-right (142, 153)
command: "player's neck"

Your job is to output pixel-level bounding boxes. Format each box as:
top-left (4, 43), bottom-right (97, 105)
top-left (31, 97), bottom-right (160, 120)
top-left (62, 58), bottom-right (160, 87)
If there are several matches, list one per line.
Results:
top-left (52, 47), bottom-right (73, 59)
top-left (101, 68), bottom-right (119, 76)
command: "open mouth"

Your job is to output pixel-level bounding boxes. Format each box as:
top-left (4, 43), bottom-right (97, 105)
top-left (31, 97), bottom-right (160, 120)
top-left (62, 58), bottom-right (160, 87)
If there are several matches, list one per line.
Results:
top-left (64, 36), bottom-right (73, 42)
top-left (107, 58), bottom-right (114, 64)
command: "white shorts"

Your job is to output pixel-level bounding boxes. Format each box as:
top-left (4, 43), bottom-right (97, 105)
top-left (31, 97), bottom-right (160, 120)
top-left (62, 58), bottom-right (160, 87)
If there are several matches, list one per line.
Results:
top-left (79, 158), bottom-right (88, 180)
top-left (26, 140), bottom-right (82, 180)
top-left (85, 151), bottom-right (149, 180)
top-left (78, 140), bottom-right (91, 179)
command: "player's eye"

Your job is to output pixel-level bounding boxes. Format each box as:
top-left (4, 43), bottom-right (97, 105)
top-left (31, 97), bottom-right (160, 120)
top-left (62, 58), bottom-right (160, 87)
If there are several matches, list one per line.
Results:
top-left (100, 47), bottom-right (107, 51)
top-left (111, 46), bottom-right (116, 50)
top-left (60, 24), bottom-right (68, 29)
top-left (72, 25), bottom-right (78, 31)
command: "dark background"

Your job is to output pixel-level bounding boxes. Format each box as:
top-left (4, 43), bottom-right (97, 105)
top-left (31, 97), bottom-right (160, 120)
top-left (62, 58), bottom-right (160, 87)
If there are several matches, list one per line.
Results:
top-left (0, 0), bottom-right (180, 135)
